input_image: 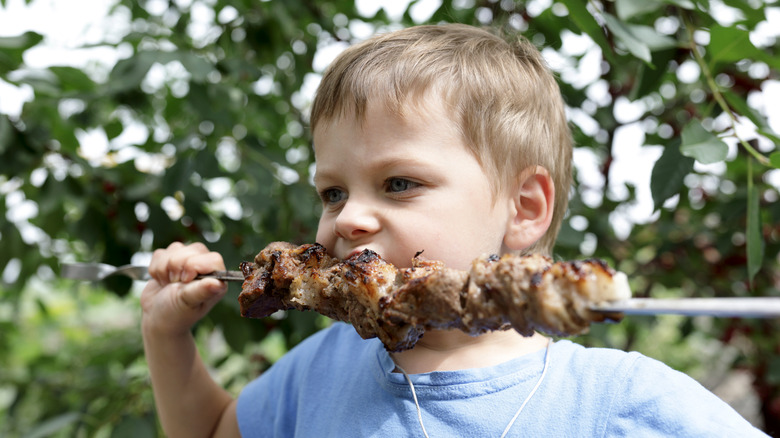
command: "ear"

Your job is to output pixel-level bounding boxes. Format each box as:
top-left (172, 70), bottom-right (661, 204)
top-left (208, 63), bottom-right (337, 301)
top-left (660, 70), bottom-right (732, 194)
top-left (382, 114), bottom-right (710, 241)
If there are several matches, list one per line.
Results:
top-left (503, 166), bottom-right (555, 251)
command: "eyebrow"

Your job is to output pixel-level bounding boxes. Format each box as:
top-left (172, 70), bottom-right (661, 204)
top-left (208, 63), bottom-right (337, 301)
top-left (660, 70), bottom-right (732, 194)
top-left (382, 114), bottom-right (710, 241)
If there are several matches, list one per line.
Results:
top-left (315, 155), bottom-right (433, 177)
top-left (311, 168), bottom-right (326, 186)
top-left (314, 157), bottom-right (435, 187)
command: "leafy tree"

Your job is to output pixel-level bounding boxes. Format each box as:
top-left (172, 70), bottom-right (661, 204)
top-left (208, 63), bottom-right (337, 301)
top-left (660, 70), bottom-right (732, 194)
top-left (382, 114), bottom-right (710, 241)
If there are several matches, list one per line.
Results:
top-left (0, 0), bottom-right (778, 435)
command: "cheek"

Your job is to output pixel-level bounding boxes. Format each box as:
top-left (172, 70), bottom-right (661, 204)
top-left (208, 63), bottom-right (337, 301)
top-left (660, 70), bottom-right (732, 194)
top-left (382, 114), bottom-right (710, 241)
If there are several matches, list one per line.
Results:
top-left (315, 216), bottom-right (332, 246)
top-left (396, 222), bottom-right (471, 267)
top-left (456, 205), bottom-right (510, 251)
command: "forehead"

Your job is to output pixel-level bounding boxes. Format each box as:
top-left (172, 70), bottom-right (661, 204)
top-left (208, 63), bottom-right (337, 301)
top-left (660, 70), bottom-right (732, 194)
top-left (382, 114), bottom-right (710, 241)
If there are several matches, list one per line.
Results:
top-left (313, 98), bottom-right (466, 161)
top-left (311, 95), bottom-right (501, 188)
top-left (314, 101), bottom-right (457, 170)
top-left (313, 92), bottom-right (450, 145)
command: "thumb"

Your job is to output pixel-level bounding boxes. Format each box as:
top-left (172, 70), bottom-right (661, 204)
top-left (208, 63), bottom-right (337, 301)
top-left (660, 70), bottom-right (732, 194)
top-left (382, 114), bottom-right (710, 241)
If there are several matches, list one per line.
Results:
top-left (178, 279), bottom-right (227, 311)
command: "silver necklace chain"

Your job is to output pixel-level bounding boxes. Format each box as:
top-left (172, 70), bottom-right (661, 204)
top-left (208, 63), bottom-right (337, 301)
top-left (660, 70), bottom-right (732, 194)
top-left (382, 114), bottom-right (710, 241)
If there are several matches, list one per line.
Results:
top-left (395, 338), bottom-right (553, 438)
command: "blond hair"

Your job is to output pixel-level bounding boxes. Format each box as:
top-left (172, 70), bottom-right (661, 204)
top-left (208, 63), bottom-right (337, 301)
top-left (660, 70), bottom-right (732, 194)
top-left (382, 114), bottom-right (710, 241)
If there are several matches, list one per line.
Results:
top-left (310, 24), bottom-right (572, 255)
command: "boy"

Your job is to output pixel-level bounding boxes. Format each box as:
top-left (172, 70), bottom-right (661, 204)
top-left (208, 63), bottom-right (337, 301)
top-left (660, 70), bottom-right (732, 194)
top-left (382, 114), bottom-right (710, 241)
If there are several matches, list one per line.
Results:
top-left (141, 24), bottom-right (767, 436)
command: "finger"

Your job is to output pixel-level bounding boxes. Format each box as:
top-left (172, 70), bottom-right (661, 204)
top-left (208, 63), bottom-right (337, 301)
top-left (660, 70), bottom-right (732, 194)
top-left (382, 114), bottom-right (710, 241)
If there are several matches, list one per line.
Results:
top-left (180, 251), bottom-right (227, 283)
top-left (148, 242), bottom-right (185, 284)
top-left (165, 243), bottom-right (211, 283)
top-left (178, 278), bottom-right (228, 310)
top-left (140, 278), bottom-right (163, 309)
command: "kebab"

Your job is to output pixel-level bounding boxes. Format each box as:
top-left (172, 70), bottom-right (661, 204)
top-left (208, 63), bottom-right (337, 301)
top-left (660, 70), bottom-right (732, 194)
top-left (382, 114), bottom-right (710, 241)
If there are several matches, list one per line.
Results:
top-left (238, 242), bottom-right (631, 352)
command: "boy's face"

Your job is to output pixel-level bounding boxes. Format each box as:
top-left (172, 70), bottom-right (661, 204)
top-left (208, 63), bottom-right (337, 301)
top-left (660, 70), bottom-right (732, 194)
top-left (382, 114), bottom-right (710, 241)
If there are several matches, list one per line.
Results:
top-left (313, 99), bottom-right (516, 270)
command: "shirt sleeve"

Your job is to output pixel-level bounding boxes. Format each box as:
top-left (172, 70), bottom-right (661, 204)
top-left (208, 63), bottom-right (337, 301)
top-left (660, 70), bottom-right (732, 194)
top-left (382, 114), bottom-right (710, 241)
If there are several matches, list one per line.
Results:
top-left (604, 354), bottom-right (768, 437)
top-left (235, 325), bottom-right (334, 438)
top-left (235, 347), bottom-right (298, 438)
top-left (234, 323), bottom-right (377, 438)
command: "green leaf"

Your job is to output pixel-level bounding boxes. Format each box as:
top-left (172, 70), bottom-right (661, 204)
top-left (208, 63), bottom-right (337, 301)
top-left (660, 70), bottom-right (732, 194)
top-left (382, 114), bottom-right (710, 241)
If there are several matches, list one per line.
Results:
top-left (556, 221), bottom-right (585, 248)
top-left (0, 31), bottom-right (43, 74)
top-left (722, 90), bottom-right (780, 143)
top-left (720, 0), bottom-right (768, 28)
top-left (627, 25), bottom-right (678, 51)
top-left (708, 25), bottom-right (780, 71)
top-left (177, 51), bottom-right (214, 83)
top-left (111, 415), bottom-right (157, 438)
top-left (767, 354), bottom-right (780, 384)
top-left (680, 120), bottom-right (729, 164)
top-left (602, 13), bottom-right (652, 63)
top-left (650, 140), bottom-right (695, 210)
top-left (708, 25), bottom-right (757, 65)
top-left (104, 119), bottom-right (124, 139)
top-left (0, 114), bottom-right (12, 153)
top-left (615, 0), bottom-right (663, 20)
top-left (757, 128), bottom-right (780, 146)
top-left (558, 0), bottom-right (617, 63)
top-left (746, 159), bottom-right (763, 283)
top-left (49, 66), bottom-right (96, 92)
top-left (0, 31), bottom-right (43, 49)
top-left (25, 411), bottom-right (81, 438)
top-left (106, 51), bottom-right (158, 94)
top-left (660, 0), bottom-right (696, 8)
top-left (11, 69), bottom-right (61, 95)
top-left (222, 316), bottom-right (252, 352)
top-left (770, 152), bottom-right (780, 169)
top-left (631, 47), bottom-right (676, 99)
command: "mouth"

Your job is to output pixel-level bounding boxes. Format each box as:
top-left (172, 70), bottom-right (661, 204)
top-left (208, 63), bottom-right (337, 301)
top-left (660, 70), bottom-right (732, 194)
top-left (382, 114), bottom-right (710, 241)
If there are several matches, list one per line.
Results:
top-left (345, 247), bottom-right (380, 260)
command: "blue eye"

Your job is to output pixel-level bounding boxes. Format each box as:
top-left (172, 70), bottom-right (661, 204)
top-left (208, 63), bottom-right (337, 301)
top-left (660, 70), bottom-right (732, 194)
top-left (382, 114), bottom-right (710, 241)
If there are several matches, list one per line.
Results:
top-left (386, 178), bottom-right (418, 193)
top-left (320, 188), bottom-right (346, 204)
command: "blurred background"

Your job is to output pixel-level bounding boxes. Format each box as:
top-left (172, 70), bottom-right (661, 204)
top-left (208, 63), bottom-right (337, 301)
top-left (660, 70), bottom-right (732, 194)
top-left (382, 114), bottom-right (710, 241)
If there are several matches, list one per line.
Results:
top-left (1, 0), bottom-right (779, 436)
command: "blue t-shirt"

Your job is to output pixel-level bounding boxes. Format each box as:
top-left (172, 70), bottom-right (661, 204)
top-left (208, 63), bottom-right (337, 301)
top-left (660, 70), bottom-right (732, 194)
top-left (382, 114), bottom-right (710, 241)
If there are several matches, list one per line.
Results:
top-left (237, 323), bottom-right (767, 437)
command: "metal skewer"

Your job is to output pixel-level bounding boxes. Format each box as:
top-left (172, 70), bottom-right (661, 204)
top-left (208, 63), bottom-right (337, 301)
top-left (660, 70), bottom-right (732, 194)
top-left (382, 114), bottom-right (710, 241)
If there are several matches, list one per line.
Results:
top-left (591, 297), bottom-right (780, 318)
top-left (61, 263), bottom-right (779, 318)
top-left (60, 263), bottom-right (244, 282)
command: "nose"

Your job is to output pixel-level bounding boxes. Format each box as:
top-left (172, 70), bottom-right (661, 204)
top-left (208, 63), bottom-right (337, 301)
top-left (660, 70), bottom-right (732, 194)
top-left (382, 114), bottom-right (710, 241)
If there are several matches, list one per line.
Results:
top-left (333, 197), bottom-right (381, 240)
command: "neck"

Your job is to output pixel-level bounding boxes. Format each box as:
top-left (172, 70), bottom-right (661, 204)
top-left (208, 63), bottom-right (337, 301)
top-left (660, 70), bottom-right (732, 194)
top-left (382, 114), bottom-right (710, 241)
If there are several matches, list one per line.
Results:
top-left (391, 329), bottom-right (549, 374)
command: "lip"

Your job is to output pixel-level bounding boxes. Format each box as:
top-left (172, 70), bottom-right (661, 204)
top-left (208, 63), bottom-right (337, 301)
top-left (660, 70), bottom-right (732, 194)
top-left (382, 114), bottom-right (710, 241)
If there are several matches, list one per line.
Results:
top-left (345, 246), bottom-right (379, 260)
top-left (346, 248), bottom-right (368, 259)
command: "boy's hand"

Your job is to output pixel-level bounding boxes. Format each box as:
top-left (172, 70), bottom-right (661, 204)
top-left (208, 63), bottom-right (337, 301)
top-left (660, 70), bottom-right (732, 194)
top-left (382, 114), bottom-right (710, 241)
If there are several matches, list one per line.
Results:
top-left (141, 242), bottom-right (228, 336)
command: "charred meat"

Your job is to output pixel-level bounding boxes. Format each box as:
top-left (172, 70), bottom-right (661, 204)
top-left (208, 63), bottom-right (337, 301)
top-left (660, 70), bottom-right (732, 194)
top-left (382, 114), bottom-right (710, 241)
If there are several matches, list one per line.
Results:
top-left (238, 242), bottom-right (630, 352)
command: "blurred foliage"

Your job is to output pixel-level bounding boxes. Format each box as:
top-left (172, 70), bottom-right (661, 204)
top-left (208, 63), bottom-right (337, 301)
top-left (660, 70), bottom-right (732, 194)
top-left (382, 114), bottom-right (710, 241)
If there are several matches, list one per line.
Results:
top-left (1, 0), bottom-right (779, 436)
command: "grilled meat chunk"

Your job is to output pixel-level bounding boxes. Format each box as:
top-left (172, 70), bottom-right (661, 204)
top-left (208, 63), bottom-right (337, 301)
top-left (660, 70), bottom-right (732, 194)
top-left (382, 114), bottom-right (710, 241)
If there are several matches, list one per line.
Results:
top-left (239, 242), bottom-right (630, 351)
